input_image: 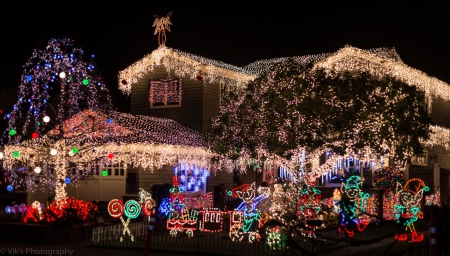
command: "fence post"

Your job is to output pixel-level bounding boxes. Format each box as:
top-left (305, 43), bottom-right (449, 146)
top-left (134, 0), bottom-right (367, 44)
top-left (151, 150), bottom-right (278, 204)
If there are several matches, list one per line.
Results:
top-left (144, 211), bottom-right (156, 256)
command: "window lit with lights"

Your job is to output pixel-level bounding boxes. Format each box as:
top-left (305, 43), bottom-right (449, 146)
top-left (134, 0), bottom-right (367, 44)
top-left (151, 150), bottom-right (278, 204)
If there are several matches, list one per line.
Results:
top-left (174, 163), bottom-right (210, 194)
top-left (149, 78), bottom-right (181, 108)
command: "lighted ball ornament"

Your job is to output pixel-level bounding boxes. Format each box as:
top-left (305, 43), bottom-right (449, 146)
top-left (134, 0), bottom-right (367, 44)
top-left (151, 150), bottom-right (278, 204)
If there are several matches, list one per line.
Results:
top-left (34, 167), bottom-right (41, 174)
top-left (43, 116), bottom-right (50, 123)
top-left (50, 149), bottom-right (57, 156)
top-left (9, 129), bottom-right (16, 136)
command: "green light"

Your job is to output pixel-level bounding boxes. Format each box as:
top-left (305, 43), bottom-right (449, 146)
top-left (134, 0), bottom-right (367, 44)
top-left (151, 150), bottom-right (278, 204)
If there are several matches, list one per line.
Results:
top-left (82, 78), bottom-right (89, 86)
top-left (72, 147), bottom-right (79, 154)
top-left (13, 151), bottom-right (20, 158)
top-left (9, 129), bottom-right (16, 136)
top-left (38, 122), bottom-right (41, 126)
top-left (102, 170), bottom-right (108, 176)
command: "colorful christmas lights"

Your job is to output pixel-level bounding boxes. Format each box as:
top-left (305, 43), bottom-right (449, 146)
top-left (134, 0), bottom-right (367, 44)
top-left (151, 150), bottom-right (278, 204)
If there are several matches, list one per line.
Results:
top-left (393, 178), bottom-right (428, 242)
top-left (153, 11), bottom-right (173, 47)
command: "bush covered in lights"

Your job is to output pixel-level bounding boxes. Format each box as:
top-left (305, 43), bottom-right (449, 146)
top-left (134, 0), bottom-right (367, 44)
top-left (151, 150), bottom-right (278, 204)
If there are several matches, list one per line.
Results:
top-left (44, 197), bottom-right (98, 223)
top-left (3, 198), bottom-right (97, 224)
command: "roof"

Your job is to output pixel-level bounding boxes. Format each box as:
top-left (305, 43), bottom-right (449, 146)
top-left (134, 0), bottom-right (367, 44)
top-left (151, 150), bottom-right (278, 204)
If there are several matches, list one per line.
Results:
top-left (314, 45), bottom-right (450, 101)
top-left (5, 109), bottom-right (213, 171)
top-left (242, 46), bottom-right (403, 77)
top-left (119, 45), bottom-right (450, 101)
top-left (41, 109), bottom-right (206, 148)
top-left (118, 46), bottom-right (256, 95)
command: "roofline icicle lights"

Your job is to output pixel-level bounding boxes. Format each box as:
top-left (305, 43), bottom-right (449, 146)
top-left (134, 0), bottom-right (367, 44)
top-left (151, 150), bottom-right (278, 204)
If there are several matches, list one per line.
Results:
top-left (314, 45), bottom-right (450, 101)
top-left (118, 47), bottom-right (255, 95)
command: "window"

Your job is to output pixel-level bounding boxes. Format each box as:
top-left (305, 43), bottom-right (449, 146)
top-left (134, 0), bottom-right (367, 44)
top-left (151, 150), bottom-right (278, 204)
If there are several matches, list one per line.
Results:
top-left (220, 83), bottom-right (241, 107)
top-left (174, 163), bottom-right (210, 194)
top-left (149, 78), bottom-right (181, 108)
top-left (411, 150), bottom-right (428, 166)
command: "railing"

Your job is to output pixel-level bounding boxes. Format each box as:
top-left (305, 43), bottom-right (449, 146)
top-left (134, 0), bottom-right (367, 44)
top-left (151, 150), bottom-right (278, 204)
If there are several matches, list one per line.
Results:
top-left (92, 221), bottom-right (348, 255)
top-left (92, 220), bottom-right (149, 248)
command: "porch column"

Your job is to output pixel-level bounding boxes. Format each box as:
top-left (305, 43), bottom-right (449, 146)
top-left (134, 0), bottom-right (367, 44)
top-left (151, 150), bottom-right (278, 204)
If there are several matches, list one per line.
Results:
top-left (434, 163), bottom-right (440, 193)
top-left (404, 164), bottom-right (410, 182)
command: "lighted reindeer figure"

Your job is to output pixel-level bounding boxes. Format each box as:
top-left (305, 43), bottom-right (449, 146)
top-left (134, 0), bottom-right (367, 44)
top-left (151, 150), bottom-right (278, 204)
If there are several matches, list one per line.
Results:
top-left (393, 178), bottom-right (429, 242)
top-left (153, 11), bottom-right (173, 46)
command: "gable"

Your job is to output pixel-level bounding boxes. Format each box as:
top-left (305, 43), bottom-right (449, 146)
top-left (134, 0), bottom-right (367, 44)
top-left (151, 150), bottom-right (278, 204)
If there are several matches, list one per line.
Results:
top-left (314, 45), bottom-right (450, 101)
top-left (118, 46), bottom-right (255, 95)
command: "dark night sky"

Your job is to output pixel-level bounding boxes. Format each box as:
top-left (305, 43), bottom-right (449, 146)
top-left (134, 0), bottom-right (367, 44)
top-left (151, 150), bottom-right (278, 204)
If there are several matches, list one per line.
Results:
top-left (1, 1), bottom-right (449, 111)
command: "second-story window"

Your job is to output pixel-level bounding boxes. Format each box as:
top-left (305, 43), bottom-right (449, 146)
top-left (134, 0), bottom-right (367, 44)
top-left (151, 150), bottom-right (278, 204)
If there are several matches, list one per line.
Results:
top-left (220, 83), bottom-right (240, 107)
top-left (149, 78), bottom-right (182, 108)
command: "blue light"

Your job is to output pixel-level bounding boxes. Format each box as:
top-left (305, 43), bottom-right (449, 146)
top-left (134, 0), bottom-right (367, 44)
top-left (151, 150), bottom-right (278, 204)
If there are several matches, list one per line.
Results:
top-left (91, 54), bottom-right (95, 58)
top-left (6, 114), bottom-right (10, 119)
top-left (65, 177), bottom-right (71, 184)
top-left (26, 75), bottom-right (32, 82)
top-left (107, 118), bottom-right (112, 124)
top-left (158, 198), bottom-right (171, 216)
top-left (6, 185), bottom-right (13, 192)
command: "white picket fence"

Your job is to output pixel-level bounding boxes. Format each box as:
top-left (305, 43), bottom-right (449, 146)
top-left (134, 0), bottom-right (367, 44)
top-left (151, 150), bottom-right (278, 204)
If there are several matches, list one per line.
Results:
top-left (92, 220), bottom-right (148, 247)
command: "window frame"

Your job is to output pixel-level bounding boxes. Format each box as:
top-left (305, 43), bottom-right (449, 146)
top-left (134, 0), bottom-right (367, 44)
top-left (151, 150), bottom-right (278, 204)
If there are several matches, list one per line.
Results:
top-left (149, 78), bottom-right (182, 108)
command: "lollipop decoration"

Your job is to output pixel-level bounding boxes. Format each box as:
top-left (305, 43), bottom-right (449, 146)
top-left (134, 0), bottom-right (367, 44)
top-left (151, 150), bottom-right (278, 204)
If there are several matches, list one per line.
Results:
top-left (143, 197), bottom-right (156, 218)
top-left (108, 199), bottom-right (141, 242)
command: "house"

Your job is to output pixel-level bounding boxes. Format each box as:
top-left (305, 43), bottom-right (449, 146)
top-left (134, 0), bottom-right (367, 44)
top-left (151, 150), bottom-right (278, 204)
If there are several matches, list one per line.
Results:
top-left (118, 45), bottom-right (450, 205)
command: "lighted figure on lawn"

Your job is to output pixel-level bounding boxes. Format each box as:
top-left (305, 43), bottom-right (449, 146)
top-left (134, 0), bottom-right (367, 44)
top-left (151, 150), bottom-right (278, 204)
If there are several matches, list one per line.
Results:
top-left (108, 199), bottom-right (142, 242)
top-left (265, 226), bottom-right (288, 252)
top-left (153, 11), bottom-right (173, 46)
top-left (166, 176), bottom-right (198, 237)
top-left (230, 182), bottom-right (267, 243)
top-left (393, 178), bottom-right (429, 242)
top-left (298, 181), bottom-right (324, 237)
top-left (138, 188), bottom-right (156, 220)
top-left (338, 175), bottom-right (370, 237)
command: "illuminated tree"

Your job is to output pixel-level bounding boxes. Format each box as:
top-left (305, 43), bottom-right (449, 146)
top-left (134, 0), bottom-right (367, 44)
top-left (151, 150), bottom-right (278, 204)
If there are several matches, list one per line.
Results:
top-left (1, 38), bottom-right (114, 200)
top-left (208, 60), bottom-right (432, 178)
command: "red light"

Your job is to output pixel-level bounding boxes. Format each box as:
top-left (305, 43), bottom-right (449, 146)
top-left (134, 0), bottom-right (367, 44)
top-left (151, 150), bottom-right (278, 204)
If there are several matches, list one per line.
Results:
top-left (31, 132), bottom-right (39, 139)
top-left (107, 153), bottom-right (114, 159)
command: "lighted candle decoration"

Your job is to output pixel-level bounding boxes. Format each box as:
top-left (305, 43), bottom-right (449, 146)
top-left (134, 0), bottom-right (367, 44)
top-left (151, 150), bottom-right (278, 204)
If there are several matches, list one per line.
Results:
top-left (108, 199), bottom-right (141, 242)
top-left (393, 178), bottom-right (429, 242)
